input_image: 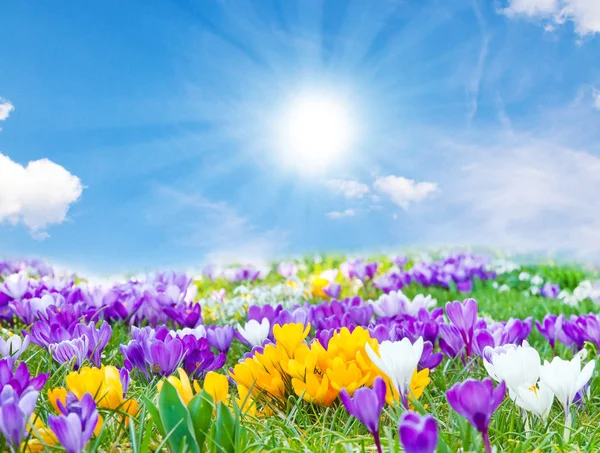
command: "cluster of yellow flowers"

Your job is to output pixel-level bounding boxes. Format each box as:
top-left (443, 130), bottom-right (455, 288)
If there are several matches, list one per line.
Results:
top-left (27, 365), bottom-right (139, 451)
top-left (229, 323), bottom-right (431, 412)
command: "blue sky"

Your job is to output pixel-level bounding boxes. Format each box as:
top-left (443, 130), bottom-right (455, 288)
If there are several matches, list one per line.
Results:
top-left (1, 0), bottom-right (599, 273)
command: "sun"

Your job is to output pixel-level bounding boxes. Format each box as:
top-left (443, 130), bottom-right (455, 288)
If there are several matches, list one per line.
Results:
top-left (277, 93), bottom-right (354, 174)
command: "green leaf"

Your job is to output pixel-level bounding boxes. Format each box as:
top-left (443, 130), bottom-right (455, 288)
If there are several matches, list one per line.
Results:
top-left (158, 380), bottom-right (200, 453)
top-left (214, 402), bottom-right (236, 453)
top-left (142, 395), bottom-right (166, 439)
top-left (188, 390), bottom-right (214, 452)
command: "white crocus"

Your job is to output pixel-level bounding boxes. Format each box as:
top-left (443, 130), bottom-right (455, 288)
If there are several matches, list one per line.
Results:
top-left (405, 294), bottom-right (436, 316)
top-left (169, 325), bottom-right (206, 340)
top-left (513, 382), bottom-right (554, 421)
top-left (1, 273), bottom-right (29, 300)
top-left (0, 334), bottom-right (30, 359)
top-left (539, 354), bottom-right (595, 441)
top-left (236, 318), bottom-right (270, 348)
top-left (30, 294), bottom-right (57, 318)
top-left (365, 337), bottom-right (423, 404)
top-left (483, 341), bottom-right (541, 399)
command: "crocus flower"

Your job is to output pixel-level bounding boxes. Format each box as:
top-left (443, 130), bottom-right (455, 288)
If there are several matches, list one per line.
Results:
top-left (535, 314), bottom-right (564, 350)
top-left (54, 365), bottom-right (138, 421)
top-left (371, 291), bottom-right (408, 318)
top-left (1, 273), bottom-right (29, 300)
top-left (277, 262), bottom-right (297, 279)
top-left (366, 337), bottom-right (424, 408)
top-left (399, 412), bottom-right (438, 453)
top-left (483, 342), bottom-right (541, 399)
top-left (513, 382), bottom-right (554, 421)
top-left (0, 385), bottom-right (40, 451)
top-left (445, 299), bottom-right (478, 358)
top-left (236, 319), bottom-right (270, 348)
top-left (323, 283), bottom-right (341, 299)
top-left (181, 336), bottom-right (226, 379)
top-left (0, 359), bottom-right (49, 396)
top-left (50, 337), bottom-right (89, 370)
top-left (73, 321), bottom-right (112, 367)
top-left (539, 354), bottom-right (595, 440)
top-left (207, 325), bottom-right (234, 353)
top-left (446, 378), bottom-right (506, 453)
top-left (339, 377), bottom-right (387, 453)
top-left (169, 325), bottom-right (207, 340)
top-left (540, 283), bottom-right (560, 299)
top-left (48, 392), bottom-right (98, 453)
top-left (0, 334), bottom-right (30, 360)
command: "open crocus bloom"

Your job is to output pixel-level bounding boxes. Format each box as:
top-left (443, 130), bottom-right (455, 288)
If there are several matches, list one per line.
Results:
top-left (366, 337), bottom-right (424, 408)
top-left (539, 354), bottom-right (595, 411)
top-left (236, 319), bottom-right (270, 348)
top-left (513, 382), bottom-right (554, 420)
top-left (483, 341), bottom-right (541, 399)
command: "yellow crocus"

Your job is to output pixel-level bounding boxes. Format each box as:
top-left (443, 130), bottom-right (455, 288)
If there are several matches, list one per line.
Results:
top-left (202, 371), bottom-right (229, 404)
top-left (59, 366), bottom-right (138, 418)
top-left (157, 368), bottom-right (201, 406)
top-left (309, 276), bottom-right (331, 299)
top-left (47, 387), bottom-right (67, 414)
top-left (25, 416), bottom-right (58, 452)
top-left (272, 322), bottom-right (311, 357)
top-left (291, 372), bottom-right (338, 406)
top-left (325, 357), bottom-right (370, 394)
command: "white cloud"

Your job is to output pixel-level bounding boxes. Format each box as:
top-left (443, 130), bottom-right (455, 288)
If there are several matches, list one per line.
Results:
top-left (437, 135), bottom-right (600, 257)
top-left (0, 154), bottom-right (83, 238)
top-left (373, 175), bottom-right (438, 209)
top-left (502, 0), bottom-right (600, 36)
top-left (326, 209), bottom-right (356, 219)
top-left (325, 179), bottom-right (370, 199)
top-left (593, 88), bottom-right (600, 110)
top-left (0, 99), bottom-right (14, 121)
top-left (503, 0), bottom-right (560, 17)
top-left (150, 185), bottom-right (287, 266)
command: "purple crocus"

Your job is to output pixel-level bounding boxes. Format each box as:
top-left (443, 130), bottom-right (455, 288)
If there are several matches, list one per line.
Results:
top-left (339, 377), bottom-right (387, 453)
top-left (540, 283), bottom-right (560, 299)
top-left (50, 336), bottom-right (89, 369)
top-left (323, 283), bottom-right (341, 299)
top-left (120, 327), bottom-right (185, 379)
top-left (399, 412), bottom-right (438, 453)
top-left (446, 378), bottom-right (506, 453)
top-left (49, 392), bottom-right (98, 453)
top-left (440, 299), bottom-right (478, 359)
top-left (119, 367), bottom-right (130, 395)
top-left (207, 325), bottom-right (235, 353)
top-left (73, 321), bottom-right (112, 367)
top-left (181, 336), bottom-right (226, 379)
top-left (0, 385), bottom-right (40, 450)
top-left (536, 314), bottom-right (564, 350)
top-left (276, 262), bottom-right (297, 279)
top-left (163, 302), bottom-right (203, 329)
top-left (0, 359), bottom-right (49, 396)
top-left (419, 341), bottom-right (443, 371)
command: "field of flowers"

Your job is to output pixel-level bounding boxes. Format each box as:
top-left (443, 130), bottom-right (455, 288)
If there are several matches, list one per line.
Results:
top-left (0, 252), bottom-right (599, 452)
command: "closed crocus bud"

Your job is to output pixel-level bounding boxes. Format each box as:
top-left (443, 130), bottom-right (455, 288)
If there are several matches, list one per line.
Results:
top-left (399, 412), bottom-right (438, 453)
top-left (446, 378), bottom-right (505, 453)
top-left (339, 377), bottom-right (387, 453)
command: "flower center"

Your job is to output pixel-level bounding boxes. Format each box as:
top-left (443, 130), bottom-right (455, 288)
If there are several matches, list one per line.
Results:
top-left (528, 385), bottom-right (539, 399)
